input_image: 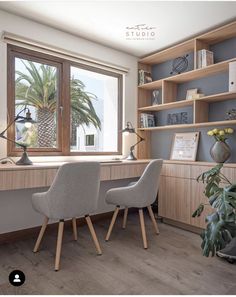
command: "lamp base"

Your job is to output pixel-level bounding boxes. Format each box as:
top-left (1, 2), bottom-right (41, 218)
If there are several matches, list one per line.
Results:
top-left (16, 151), bottom-right (33, 165)
top-left (126, 151), bottom-right (137, 161)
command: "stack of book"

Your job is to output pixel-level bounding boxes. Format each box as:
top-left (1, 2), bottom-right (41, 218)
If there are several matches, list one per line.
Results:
top-left (197, 49), bottom-right (214, 68)
top-left (140, 113), bottom-right (155, 128)
top-left (138, 69), bottom-right (152, 85)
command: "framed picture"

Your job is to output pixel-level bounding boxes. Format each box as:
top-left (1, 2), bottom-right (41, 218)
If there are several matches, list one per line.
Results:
top-left (170, 132), bottom-right (200, 161)
top-left (186, 88), bottom-right (198, 100)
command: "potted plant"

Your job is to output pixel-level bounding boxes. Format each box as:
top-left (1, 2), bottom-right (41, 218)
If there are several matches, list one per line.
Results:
top-left (192, 163), bottom-right (236, 263)
top-left (207, 128), bottom-right (234, 163)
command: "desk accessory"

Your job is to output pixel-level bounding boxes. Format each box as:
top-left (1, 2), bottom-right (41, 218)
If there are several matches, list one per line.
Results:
top-left (170, 132), bottom-right (199, 161)
top-left (122, 122), bottom-right (144, 160)
top-left (0, 106), bottom-right (36, 165)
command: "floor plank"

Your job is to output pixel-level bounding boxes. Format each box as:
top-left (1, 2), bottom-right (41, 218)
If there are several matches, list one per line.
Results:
top-left (0, 212), bottom-right (235, 295)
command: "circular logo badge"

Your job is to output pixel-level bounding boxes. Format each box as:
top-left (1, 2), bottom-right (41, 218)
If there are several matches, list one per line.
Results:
top-left (9, 270), bottom-right (25, 287)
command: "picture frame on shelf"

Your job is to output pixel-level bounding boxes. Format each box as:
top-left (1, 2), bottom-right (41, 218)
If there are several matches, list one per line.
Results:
top-left (170, 132), bottom-right (200, 161)
top-left (186, 88), bottom-right (198, 100)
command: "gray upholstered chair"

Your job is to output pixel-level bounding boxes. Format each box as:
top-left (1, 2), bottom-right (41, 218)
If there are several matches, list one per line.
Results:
top-left (32, 162), bottom-right (102, 271)
top-left (105, 159), bottom-right (163, 249)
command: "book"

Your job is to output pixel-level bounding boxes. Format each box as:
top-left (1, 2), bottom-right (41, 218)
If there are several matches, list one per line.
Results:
top-left (140, 113), bottom-right (155, 128)
top-left (197, 49), bottom-right (214, 68)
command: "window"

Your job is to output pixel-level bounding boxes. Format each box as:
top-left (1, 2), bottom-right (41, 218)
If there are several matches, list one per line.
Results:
top-left (14, 57), bottom-right (60, 149)
top-left (85, 135), bottom-right (95, 147)
top-left (70, 65), bottom-right (120, 153)
top-left (7, 45), bottom-right (122, 156)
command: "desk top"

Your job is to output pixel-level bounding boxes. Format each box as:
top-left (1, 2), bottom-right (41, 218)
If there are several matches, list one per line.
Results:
top-left (0, 159), bottom-right (151, 171)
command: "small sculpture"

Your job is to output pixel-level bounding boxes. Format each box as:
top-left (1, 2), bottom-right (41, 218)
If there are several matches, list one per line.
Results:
top-left (226, 109), bottom-right (236, 120)
top-left (152, 90), bottom-right (159, 105)
top-left (170, 54), bottom-right (189, 75)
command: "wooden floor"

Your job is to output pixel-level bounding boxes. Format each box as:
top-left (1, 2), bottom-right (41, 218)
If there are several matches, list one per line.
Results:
top-left (0, 211), bottom-right (235, 295)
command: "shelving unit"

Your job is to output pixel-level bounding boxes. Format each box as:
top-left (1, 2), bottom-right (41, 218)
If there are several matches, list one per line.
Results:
top-left (138, 58), bottom-right (236, 91)
top-left (137, 20), bottom-right (236, 159)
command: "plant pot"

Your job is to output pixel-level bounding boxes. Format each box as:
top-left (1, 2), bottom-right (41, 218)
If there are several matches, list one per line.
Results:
top-left (210, 141), bottom-right (231, 163)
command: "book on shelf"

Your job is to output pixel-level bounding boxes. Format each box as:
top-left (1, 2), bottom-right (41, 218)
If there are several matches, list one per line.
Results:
top-left (138, 69), bottom-right (152, 85)
top-left (197, 49), bottom-right (214, 68)
top-left (140, 113), bottom-right (155, 128)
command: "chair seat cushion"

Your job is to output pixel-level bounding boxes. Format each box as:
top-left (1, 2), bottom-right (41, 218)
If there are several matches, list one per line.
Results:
top-left (105, 186), bottom-right (148, 208)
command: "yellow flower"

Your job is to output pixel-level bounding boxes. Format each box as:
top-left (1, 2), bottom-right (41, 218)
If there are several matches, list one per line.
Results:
top-left (207, 130), bottom-right (214, 136)
top-left (219, 130), bottom-right (225, 136)
top-left (212, 128), bottom-right (219, 134)
top-left (227, 128), bottom-right (234, 134)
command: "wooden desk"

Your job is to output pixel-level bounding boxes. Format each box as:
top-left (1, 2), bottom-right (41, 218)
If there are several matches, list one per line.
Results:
top-left (0, 160), bottom-right (150, 191)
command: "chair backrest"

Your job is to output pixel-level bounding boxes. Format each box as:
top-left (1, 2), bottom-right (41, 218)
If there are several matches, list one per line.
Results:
top-left (46, 162), bottom-right (100, 219)
top-left (135, 159), bottom-right (163, 206)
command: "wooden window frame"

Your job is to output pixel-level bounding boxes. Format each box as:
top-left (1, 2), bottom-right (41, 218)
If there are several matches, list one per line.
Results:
top-left (7, 45), bottom-right (123, 156)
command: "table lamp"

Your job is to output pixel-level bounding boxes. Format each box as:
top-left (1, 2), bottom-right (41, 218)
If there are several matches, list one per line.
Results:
top-left (122, 121), bottom-right (145, 160)
top-left (0, 106), bottom-right (36, 165)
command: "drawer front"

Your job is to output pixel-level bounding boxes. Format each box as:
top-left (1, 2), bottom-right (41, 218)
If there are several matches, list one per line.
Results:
top-left (0, 169), bottom-right (48, 191)
top-left (161, 164), bottom-right (191, 179)
top-left (159, 176), bottom-right (191, 224)
top-left (110, 163), bottom-right (147, 180)
top-left (191, 165), bottom-right (236, 183)
top-left (190, 180), bottom-right (213, 229)
top-left (100, 166), bottom-right (111, 181)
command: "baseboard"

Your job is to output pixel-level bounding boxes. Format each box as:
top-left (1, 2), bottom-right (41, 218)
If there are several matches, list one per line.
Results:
top-left (162, 218), bottom-right (203, 235)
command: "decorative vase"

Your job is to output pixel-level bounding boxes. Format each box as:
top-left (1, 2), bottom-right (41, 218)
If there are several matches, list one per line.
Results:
top-left (210, 141), bottom-right (231, 163)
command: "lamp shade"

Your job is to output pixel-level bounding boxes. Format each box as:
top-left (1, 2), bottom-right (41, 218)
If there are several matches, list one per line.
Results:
top-left (122, 122), bottom-right (135, 134)
top-left (16, 109), bottom-right (37, 126)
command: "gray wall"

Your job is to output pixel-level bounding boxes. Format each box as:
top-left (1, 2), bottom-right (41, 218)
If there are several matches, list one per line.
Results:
top-left (150, 37), bottom-right (236, 162)
top-left (210, 37), bottom-right (236, 63)
top-left (177, 72), bottom-right (228, 100)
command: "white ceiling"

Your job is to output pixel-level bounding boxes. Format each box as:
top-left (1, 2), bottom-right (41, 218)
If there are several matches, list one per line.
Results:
top-left (0, 1), bottom-right (236, 57)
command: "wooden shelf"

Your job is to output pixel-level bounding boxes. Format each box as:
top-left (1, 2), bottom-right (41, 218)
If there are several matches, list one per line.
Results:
top-left (197, 21), bottom-right (236, 45)
top-left (138, 99), bottom-right (194, 112)
top-left (167, 58), bottom-right (235, 83)
top-left (195, 91), bottom-right (236, 103)
top-left (139, 21), bottom-right (236, 65)
top-left (138, 92), bottom-right (236, 112)
top-left (138, 58), bottom-right (236, 90)
top-left (138, 120), bottom-right (236, 131)
top-left (138, 79), bottom-right (162, 90)
top-left (139, 39), bottom-right (194, 65)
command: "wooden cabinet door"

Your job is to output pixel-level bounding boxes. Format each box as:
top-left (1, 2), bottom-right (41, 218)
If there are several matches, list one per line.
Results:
top-left (190, 180), bottom-right (213, 229)
top-left (159, 176), bottom-right (191, 224)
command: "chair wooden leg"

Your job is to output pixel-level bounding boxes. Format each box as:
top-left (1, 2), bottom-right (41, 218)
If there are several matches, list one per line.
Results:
top-left (105, 206), bottom-right (120, 241)
top-left (33, 217), bottom-right (49, 253)
top-left (85, 215), bottom-right (102, 255)
top-left (147, 205), bottom-right (160, 235)
top-left (72, 218), bottom-right (78, 241)
top-left (139, 209), bottom-right (148, 249)
top-left (122, 207), bottom-right (128, 229)
top-left (55, 220), bottom-right (64, 271)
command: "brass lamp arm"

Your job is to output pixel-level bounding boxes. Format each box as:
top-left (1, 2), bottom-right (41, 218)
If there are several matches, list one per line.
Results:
top-left (0, 107), bottom-right (28, 136)
top-left (130, 131), bottom-right (145, 151)
top-left (0, 133), bottom-right (26, 150)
